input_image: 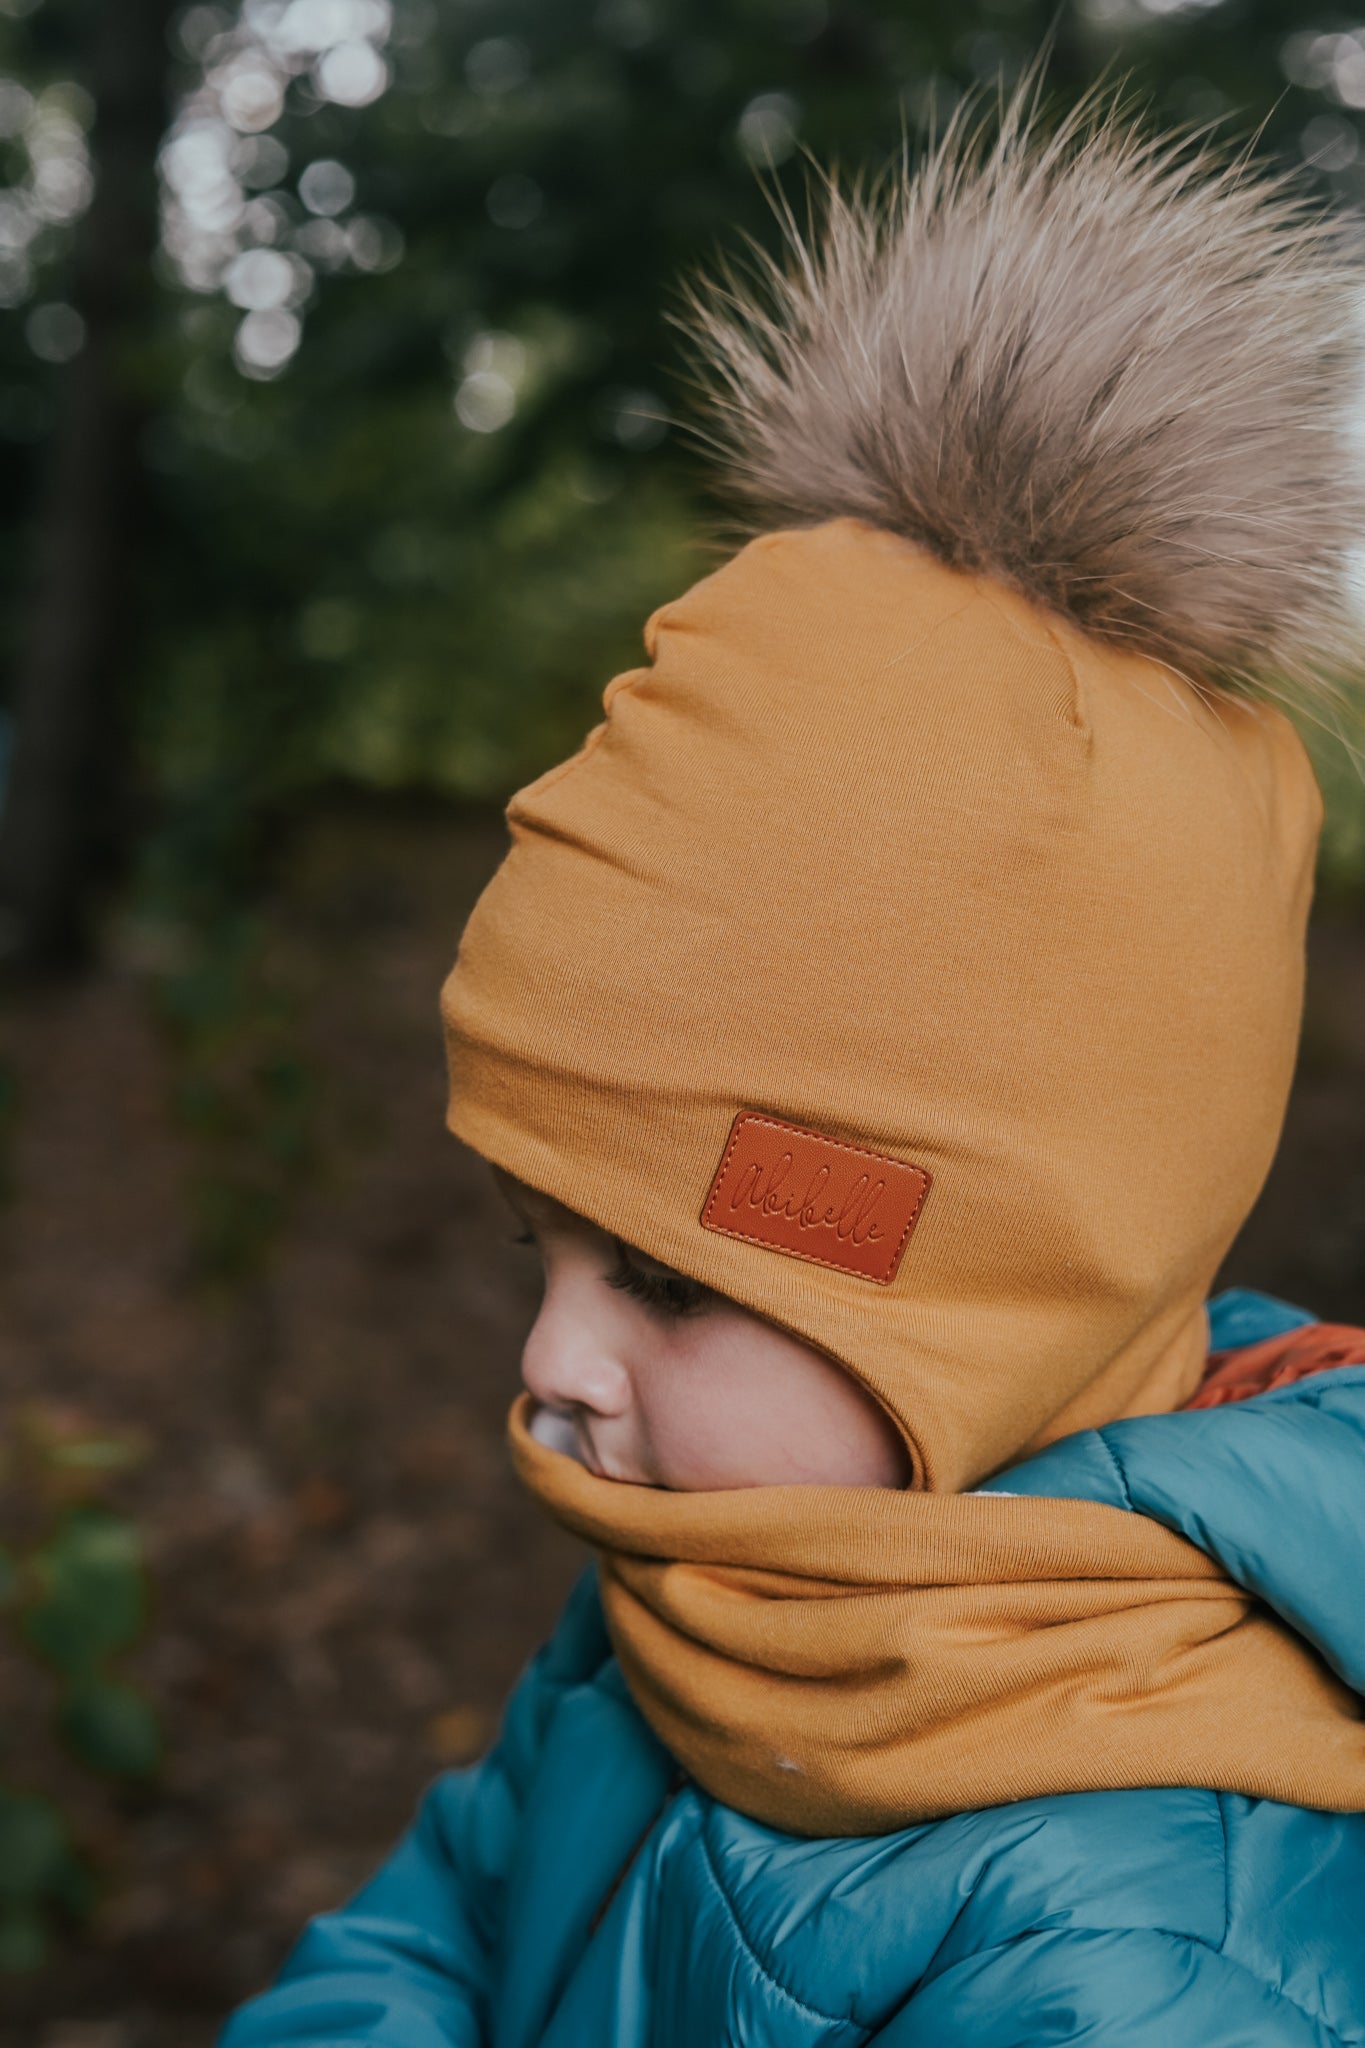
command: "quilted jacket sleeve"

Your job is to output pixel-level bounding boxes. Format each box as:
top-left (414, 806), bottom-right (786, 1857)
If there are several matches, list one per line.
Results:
top-left (877, 1926), bottom-right (1342, 2047)
top-left (218, 1570), bottom-right (609, 2048)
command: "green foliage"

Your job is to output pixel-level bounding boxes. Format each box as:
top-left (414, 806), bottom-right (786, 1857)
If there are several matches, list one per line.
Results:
top-left (22, 1507), bottom-right (147, 1678)
top-left (0, 1789), bottom-right (92, 1974)
top-left (146, 911), bottom-right (320, 1277)
top-left (60, 1678), bottom-right (161, 1782)
top-left (127, 0), bottom-right (1365, 897)
top-left (1304, 715), bottom-right (1365, 898)
top-left (0, 1415), bottom-right (158, 1971)
top-left (6, 0), bottom-right (1365, 929)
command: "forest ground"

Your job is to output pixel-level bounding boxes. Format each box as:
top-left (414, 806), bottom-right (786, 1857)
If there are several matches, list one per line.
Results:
top-left (4, 804), bottom-right (1365, 2048)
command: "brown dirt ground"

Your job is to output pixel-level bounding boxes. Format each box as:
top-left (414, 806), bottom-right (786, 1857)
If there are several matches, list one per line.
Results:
top-left (2, 805), bottom-right (1365, 2048)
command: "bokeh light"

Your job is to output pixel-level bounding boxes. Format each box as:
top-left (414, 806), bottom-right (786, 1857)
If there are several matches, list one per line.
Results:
top-left (158, 0), bottom-right (403, 372)
top-left (736, 91), bottom-right (801, 165)
top-left (24, 300), bottom-right (85, 363)
top-left (298, 156), bottom-right (354, 215)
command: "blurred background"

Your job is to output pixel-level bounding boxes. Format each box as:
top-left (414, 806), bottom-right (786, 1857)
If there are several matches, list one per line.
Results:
top-left (4, 1), bottom-right (1365, 2041)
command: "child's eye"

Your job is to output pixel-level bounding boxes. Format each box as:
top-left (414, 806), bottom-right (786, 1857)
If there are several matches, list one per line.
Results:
top-left (507, 1228), bottom-right (536, 1247)
top-left (606, 1240), bottom-right (711, 1319)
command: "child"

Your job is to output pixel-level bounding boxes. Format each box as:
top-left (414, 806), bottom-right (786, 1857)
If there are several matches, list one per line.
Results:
top-left (222, 85), bottom-right (1365, 2044)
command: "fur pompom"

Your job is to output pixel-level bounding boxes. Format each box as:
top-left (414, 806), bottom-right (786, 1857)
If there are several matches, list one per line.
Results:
top-left (681, 81), bottom-right (1365, 697)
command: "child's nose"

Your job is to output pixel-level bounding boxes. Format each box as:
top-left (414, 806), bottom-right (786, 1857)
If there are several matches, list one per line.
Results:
top-left (520, 1283), bottom-right (631, 1418)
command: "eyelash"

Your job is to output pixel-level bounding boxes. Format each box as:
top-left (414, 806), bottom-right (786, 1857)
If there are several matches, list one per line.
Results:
top-left (605, 1242), bottom-right (711, 1320)
top-left (507, 1227), bottom-right (708, 1319)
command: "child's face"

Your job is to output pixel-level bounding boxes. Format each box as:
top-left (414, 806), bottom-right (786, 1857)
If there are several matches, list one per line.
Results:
top-left (497, 1169), bottom-right (912, 1492)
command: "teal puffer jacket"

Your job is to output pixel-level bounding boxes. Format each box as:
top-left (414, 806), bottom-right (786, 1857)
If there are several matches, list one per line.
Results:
top-left (221, 1292), bottom-right (1365, 2047)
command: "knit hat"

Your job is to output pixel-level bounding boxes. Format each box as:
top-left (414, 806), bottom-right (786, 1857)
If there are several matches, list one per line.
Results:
top-left (440, 89), bottom-right (1365, 1831)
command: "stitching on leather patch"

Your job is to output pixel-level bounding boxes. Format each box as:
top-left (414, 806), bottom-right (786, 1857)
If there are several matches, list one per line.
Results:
top-left (700, 1111), bottom-right (932, 1284)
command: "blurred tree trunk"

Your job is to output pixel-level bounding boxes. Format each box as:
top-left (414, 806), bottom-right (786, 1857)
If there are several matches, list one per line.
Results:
top-left (0, 0), bottom-right (176, 971)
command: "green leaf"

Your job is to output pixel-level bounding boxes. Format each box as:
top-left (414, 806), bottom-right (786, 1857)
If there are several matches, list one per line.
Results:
top-left (61, 1678), bottom-right (161, 1781)
top-left (22, 1508), bottom-right (146, 1679)
top-left (0, 1789), bottom-right (70, 1903)
top-left (46, 1437), bottom-right (142, 1474)
top-left (51, 1850), bottom-right (97, 1922)
top-left (0, 1903), bottom-right (52, 1974)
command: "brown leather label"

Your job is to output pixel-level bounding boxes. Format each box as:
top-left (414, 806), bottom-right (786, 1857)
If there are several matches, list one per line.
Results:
top-left (700, 1111), bottom-right (931, 1283)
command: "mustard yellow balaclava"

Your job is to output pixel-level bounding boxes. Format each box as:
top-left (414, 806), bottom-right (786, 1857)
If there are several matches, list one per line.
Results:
top-left (440, 91), bottom-right (1365, 1834)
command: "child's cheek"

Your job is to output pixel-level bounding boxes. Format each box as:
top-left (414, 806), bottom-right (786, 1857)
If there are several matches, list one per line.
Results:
top-left (628, 1331), bottom-right (745, 1490)
top-left (634, 1321), bottom-right (814, 1490)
